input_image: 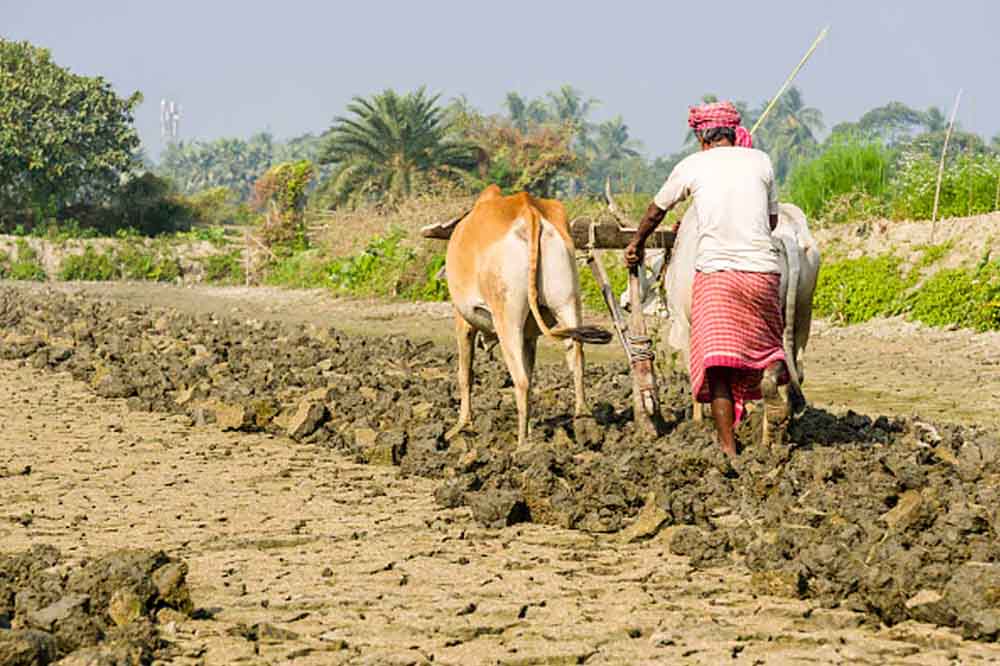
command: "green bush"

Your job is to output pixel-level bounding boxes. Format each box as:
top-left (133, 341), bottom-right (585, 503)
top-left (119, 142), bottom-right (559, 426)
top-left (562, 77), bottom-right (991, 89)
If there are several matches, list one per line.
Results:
top-left (813, 255), bottom-right (914, 324)
top-left (185, 186), bottom-right (254, 227)
top-left (328, 231), bottom-right (414, 295)
top-left (264, 250), bottom-right (335, 289)
top-left (59, 246), bottom-right (117, 280)
top-left (891, 152), bottom-right (1000, 220)
top-left (176, 225), bottom-right (229, 246)
top-left (786, 139), bottom-right (892, 222)
top-left (114, 241), bottom-right (181, 282)
top-left (396, 250), bottom-right (448, 301)
top-left (916, 241), bottom-right (953, 269)
top-left (314, 230), bottom-right (449, 300)
top-left (201, 250), bottom-right (245, 284)
top-left (909, 261), bottom-right (1000, 331)
top-left (579, 253), bottom-right (628, 313)
top-left (7, 240), bottom-right (47, 281)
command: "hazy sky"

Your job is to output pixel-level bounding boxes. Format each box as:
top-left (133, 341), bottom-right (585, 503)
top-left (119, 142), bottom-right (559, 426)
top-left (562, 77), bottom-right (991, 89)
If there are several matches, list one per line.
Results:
top-left (5, 1), bottom-right (998, 159)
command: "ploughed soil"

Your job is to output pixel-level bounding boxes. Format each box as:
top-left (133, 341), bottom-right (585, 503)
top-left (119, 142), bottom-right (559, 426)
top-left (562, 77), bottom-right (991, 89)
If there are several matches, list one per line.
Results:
top-left (2, 281), bottom-right (1000, 664)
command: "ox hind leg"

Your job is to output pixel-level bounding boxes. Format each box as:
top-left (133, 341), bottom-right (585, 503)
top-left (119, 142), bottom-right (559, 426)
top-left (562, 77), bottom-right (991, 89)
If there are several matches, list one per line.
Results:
top-left (493, 310), bottom-right (534, 450)
top-left (542, 301), bottom-right (586, 416)
top-left (445, 313), bottom-right (477, 441)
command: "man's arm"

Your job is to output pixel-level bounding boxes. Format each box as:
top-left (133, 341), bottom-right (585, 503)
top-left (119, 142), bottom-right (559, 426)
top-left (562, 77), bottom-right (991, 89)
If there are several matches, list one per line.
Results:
top-left (624, 203), bottom-right (667, 267)
top-left (625, 164), bottom-right (689, 267)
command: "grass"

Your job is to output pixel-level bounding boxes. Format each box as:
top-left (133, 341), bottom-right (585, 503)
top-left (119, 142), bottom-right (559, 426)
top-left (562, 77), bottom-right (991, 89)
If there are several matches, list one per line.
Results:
top-left (813, 251), bottom-right (1000, 331)
top-left (201, 250), bottom-right (246, 285)
top-left (786, 139), bottom-right (892, 223)
top-left (264, 250), bottom-right (335, 289)
top-left (55, 241), bottom-right (181, 283)
top-left (59, 246), bottom-right (117, 281)
top-left (909, 260), bottom-right (1000, 331)
top-left (3, 240), bottom-right (48, 281)
top-left (813, 255), bottom-right (914, 324)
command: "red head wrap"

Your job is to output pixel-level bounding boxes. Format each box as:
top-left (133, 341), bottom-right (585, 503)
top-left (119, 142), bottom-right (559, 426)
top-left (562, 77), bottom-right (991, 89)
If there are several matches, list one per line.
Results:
top-left (688, 101), bottom-right (753, 148)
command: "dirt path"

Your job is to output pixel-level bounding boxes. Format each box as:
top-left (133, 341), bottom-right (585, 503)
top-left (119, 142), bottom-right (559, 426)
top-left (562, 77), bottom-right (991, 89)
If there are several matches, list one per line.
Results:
top-left (4, 361), bottom-right (998, 665)
top-left (15, 280), bottom-right (999, 430)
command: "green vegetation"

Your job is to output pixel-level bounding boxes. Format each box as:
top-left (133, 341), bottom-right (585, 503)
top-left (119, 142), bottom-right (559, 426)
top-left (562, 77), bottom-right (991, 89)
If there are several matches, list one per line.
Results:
top-left (890, 151), bottom-right (1000, 220)
top-left (784, 99), bottom-right (1000, 226)
top-left (786, 139), bottom-right (892, 221)
top-left (5, 34), bottom-right (1000, 334)
top-left (157, 131), bottom-right (327, 198)
top-left (200, 250), bottom-right (245, 284)
top-left (813, 252), bottom-right (1000, 332)
top-left (916, 242), bottom-right (953, 269)
top-left (3, 240), bottom-right (47, 281)
top-left (263, 251), bottom-right (333, 289)
top-left (751, 87), bottom-right (825, 183)
top-left (253, 160), bottom-right (315, 250)
top-left (59, 246), bottom-right (117, 281)
top-left (814, 256), bottom-right (913, 324)
top-left (184, 186), bottom-right (254, 229)
top-left (579, 254), bottom-right (628, 312)
top-left (115, 241), bottom-right (181, 281)
top-left (318, 88), bottom-right (478, 208)
top-left (267, 231), bottom-right (448, 301)
top-left (909, 260), bottom-right (1000, 331)
top-left (0, 39), bottom-right (141, 215)
top-left (56, 241), bottom-right (180, 282)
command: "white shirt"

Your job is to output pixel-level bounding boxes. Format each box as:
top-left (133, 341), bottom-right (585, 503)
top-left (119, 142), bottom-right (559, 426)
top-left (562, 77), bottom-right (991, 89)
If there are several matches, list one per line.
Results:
top-left (653, 147), bottom-right (780, 274)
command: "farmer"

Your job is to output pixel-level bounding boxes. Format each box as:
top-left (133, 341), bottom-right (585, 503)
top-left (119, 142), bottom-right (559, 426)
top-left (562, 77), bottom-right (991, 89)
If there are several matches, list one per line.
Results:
top-left (624, 101), bottom-right (788, 457)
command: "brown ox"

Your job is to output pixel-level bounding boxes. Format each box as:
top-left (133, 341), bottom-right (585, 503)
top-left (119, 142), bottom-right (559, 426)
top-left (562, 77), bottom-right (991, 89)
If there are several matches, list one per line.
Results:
top-left (445, 186), bottom-right (610, 447)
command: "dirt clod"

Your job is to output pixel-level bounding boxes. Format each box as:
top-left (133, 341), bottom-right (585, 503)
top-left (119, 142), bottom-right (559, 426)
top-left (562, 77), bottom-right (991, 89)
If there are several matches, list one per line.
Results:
top-left (1, 285), bottom-right (999, 644)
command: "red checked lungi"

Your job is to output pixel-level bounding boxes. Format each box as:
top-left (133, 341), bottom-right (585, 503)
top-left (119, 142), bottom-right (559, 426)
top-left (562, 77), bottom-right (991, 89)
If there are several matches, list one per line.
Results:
top-left (689, 270), bottom-right (786, 423)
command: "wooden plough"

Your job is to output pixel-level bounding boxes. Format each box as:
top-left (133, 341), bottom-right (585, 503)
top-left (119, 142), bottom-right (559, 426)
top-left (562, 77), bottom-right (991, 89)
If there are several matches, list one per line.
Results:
top-left (420, 212), bottom-right (673, 435)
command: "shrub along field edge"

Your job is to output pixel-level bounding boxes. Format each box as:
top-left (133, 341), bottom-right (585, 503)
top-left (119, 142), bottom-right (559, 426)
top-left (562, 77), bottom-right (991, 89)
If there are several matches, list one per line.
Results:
top-left (3, 197), bottom-right (999, 333)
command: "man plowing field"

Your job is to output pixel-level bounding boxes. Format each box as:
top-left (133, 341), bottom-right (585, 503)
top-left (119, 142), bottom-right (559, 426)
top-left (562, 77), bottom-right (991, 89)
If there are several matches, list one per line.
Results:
top-left (624, 101), bottom-right (790, 458)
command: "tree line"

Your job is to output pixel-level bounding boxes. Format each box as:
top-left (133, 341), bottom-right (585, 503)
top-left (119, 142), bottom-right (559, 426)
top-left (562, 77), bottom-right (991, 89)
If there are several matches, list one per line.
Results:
top-left (3, 36), bottom-right (1000, 236)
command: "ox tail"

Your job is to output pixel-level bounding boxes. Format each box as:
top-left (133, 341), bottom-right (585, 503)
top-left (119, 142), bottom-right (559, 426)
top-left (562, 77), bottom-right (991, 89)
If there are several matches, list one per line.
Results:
top-left (526, 207), bottom-right (612, 345)
top-left (777, 235), bottom-right (805, 412)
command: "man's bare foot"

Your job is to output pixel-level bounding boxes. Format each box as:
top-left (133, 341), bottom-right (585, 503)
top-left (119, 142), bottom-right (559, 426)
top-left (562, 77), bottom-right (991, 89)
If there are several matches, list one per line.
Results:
top-left (720, 438), bottom-right (740, 458)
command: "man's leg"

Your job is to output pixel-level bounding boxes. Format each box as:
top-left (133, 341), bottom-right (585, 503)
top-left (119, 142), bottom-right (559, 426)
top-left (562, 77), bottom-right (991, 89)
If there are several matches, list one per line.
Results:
top-left (706, 366), bottom-right (738, 457)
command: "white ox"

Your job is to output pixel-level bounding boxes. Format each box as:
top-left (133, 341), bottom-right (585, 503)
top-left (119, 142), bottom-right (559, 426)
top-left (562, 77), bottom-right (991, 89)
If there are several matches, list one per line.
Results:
top-left (625, 202), bottom-right (821, 418)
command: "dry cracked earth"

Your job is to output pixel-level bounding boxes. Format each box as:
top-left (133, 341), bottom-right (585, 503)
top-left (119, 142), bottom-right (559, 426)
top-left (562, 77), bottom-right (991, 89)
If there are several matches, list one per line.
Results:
top-left (1, 281), bottom-right (1000, 666)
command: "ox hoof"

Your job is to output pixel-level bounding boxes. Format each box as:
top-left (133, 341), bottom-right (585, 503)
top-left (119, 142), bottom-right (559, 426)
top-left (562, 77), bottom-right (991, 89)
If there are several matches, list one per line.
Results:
top-left (762, 384), bottom-right (790, 449)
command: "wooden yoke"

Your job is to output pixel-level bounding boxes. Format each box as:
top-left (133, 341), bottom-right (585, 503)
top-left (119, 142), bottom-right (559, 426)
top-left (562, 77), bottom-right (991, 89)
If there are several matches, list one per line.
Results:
top-left (421, 214), bottom-right (675, 253)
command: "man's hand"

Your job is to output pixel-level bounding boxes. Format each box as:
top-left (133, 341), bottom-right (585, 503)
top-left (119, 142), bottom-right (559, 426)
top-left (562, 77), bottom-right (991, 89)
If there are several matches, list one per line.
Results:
top-left (624, 241), bottom-right (644, 268)
top-left (624, 202), bottom-right (668, 268)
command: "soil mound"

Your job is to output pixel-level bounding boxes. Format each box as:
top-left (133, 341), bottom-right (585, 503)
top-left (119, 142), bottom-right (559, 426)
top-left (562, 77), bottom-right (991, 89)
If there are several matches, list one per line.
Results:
top-left (1, 286), bottom-right (998, 641)
top-left (0, 545), bottom-right (193, 665)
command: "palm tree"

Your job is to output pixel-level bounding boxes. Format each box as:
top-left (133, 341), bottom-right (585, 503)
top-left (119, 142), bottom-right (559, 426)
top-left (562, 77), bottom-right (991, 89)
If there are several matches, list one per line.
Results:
top-left (754, 86), bottom-right (824, 182)
top-left (589, 116), bottom-right (642, 191)
top-left (595, 116), bottom-right (641, 162)
top-left (319, 88), bottom-right (478, 208)
top-left (546, 85), bottom-right (599, 148)
top-left (503, 92), bottom-right (550, 133)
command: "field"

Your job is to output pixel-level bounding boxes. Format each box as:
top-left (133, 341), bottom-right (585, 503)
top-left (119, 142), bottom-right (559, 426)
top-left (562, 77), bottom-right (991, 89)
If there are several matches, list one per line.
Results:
top-left (1, 279), bottom-right (999, 665)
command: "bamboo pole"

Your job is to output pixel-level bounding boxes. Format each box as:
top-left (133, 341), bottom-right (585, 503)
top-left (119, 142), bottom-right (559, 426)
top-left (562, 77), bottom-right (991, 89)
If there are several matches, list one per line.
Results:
top-left (749, 26), bottom-right (829, 136)
top-left (930, 89), bottom-right (962, 241)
